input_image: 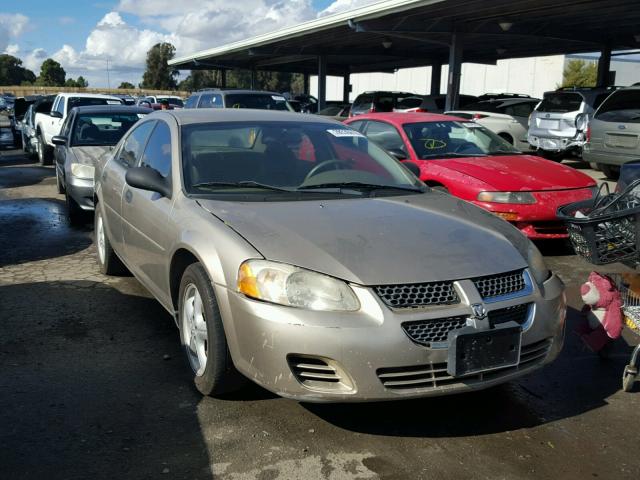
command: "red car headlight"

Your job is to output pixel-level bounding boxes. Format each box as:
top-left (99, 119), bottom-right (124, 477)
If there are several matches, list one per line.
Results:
top-left (477, 191), bottom-right (536, 204)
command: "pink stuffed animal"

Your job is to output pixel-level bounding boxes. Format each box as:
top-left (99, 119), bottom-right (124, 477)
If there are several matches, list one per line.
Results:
top-left (578, 272), bottom-right (623, 352)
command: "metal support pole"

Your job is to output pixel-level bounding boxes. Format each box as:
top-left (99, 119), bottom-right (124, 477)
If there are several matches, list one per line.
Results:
top-left (342, 73), bottom-right (351, 103)
top-left (250, 69), bottom-right (257, 90)
top-left (597, 45), bottom-right (612, 87)
top-left (303, 73), bottom-right (310, 95)
top-left (318, 55), bottom-right (327, 111)
top-left (220, 69), bottom-right (227, 88)
top-left (445, 33), bottom-right (463, 111)
top-left (430, 63), bottom-right (441, 95)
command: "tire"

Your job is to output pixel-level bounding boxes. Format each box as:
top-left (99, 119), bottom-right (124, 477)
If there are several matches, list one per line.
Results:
top-left (539, 150), bottom-right (564, 162)
top-left (498, 133), bottom-right (514, 145)
top-left (66, 192), bottom-right (86, 226)
top-left (94, 206), bottom-right (127, 275)
top-left (56, 167), bottom-right (65, 194)
top-left (589, 162), bottom-right (599, 171)
top-left (37, 133), bottom-right (52, 165)
top-left (622, 367), bottom-right (637, 392)
top-left (598, 163), bottom-right (620, 180)
top-left (178, 263), bottom-right (245, 396)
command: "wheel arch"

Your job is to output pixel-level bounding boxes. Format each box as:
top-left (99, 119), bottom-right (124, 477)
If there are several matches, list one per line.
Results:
top-left (169, 248), bottom-right (203, 311)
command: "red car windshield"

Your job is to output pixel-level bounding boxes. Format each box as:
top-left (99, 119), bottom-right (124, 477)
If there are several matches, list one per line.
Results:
top-left (402, 121), bottom-right (520, 159)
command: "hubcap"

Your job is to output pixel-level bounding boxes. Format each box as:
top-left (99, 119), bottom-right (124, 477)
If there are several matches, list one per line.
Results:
top-left (96, 213), bottom-right (106, 264)
top-left (181, 284), bottom-right (208, 376)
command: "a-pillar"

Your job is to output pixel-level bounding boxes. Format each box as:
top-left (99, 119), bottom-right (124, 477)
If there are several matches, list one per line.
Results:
top-left (430, 63), bottom-right (442, 95)
top-left (342, 72), bottom-right (351, 103)
top-left (445, 33), bottom-right (463, 111)
top-left (317, 54), bottom-right (327, 111)
top-left (597, 45), bottom-right (612, 87)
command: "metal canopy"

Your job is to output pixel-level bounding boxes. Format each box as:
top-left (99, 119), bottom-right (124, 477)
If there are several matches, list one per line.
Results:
top-left (169, 0), bottom-right (640, 75)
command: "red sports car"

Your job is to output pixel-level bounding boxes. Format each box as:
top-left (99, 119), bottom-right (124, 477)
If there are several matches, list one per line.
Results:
top-left (344, 113), bottom-right (596, 239)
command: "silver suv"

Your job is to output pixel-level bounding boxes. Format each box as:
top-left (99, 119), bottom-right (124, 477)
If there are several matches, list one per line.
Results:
top-left (528, 87), bottom-right (617, 161)
top-left (583, 86), bottom-right (640, 179)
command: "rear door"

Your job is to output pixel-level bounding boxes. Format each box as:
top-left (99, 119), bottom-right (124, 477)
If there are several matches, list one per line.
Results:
top-left (100, 120), bottom-right (156, 255)
top-left (503, 101), bottom-right (537, 148)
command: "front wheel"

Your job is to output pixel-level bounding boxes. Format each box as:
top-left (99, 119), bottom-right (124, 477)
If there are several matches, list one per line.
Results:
top-left (598, 163), bottom-right (620, 180)
top-left (37, 133), bottom-right (52, 165)
top-left (178, 263), bottom-right (245, 396)
top-left (56, 167), bottom-right (65, 194)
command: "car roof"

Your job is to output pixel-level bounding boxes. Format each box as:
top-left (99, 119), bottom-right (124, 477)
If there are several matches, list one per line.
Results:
top-left (346, 112), bottom-right (466, 123)
top-left (153, 108), bottom-right (343, 126)
top-left (194, 89), bottom-right (284, 96)
top-left (71, 105), bottom-right (152, 114)
top-left (58, 92), bottom-right (122, 100)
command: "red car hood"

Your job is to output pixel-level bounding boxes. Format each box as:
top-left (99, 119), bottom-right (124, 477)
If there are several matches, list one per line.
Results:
top-left (433, 154), bottom-right (594, 191)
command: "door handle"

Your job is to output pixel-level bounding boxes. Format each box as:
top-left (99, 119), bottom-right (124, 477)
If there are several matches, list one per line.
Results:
top-left (125, 189), bottom-right (133, 203)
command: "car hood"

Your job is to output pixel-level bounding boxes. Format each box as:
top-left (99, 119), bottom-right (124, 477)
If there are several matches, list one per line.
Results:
top-left (197, 193), bottom-right (529, 285)
top-left (70, 146), bottom-right (112, 166)
top-left (430, 154), bottom-right (594, 191)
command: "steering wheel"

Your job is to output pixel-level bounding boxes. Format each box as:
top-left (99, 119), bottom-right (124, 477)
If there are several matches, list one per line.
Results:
top-left (304, 159), bottom-right (352, 181)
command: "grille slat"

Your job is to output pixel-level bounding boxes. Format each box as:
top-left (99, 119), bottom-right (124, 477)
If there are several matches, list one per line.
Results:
top-left (488, 303), bottom-right (531, 327)
top-left (377, 338), bottom-right (552, 391)
top-left (374, 281), bottom-right (459, 309)
top-left (472, 269), bottom-right (526, 299)
top-left (402, 316), bottom-right (467, 346)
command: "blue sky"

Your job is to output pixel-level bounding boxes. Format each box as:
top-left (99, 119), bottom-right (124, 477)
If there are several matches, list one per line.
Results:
top-left (1, 0), bottom-right (377, 87)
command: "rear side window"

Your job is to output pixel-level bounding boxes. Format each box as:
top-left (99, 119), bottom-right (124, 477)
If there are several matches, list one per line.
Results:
top-left (197, 93), bottom-right (223, 108)
top-left (504, 102), bottom-right (535, 117)
top-left (352, 94), bottom-right (373, 111)
top-left (374, 95), bottom-right (394, 112)
top-left (537, 93), bottom-right (582, 113)
top-left (140, 121), bottom-right (172, 177)
top-left (184, 95), bottom-right (198, 108)
top-left (595, 90), bottom-right (640, 123)
top-left (224, 94), bottom-right (290, 110)
top-left (120, 121), bottom-right (156, 168)
top-left (396, 97), bottom-right (423, 109)
top-left (460, 101), bottom-right (501, 113)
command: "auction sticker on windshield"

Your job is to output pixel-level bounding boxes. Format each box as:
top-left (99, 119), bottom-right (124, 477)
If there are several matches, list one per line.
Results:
top-left (327, 129), bottom-right (365, 137)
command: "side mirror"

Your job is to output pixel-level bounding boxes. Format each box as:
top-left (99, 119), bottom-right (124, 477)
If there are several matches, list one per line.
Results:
top-left (49, 111), bottom-right (62, 118)
top-left (387, 148), bottom-right (407, 160)
top-left (401, 161), bottom-right (421, 177)
top-left (51, 135), bottom-right (67, 146)
top-left (125, 166), bottom-right (172, 198)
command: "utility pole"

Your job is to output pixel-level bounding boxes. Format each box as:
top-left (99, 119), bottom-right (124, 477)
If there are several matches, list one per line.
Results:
top-left (106, 59), bottom-right (111, 89)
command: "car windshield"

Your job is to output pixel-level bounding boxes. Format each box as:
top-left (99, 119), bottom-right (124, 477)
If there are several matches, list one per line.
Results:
top-left (182, 121), bottom-right (423, 198)
top-left (537, 92), bottom-right (582, 113)
top-left (595, 90), bottom-right (640, 123)
top-left (402, 121), bottom-right (521, 159)
top-left (71, 112), bottom-right (144, 147)
top-left (157, 97), bottom-right (184, 107)
top-left (224, 94), bottom-right (292, 111)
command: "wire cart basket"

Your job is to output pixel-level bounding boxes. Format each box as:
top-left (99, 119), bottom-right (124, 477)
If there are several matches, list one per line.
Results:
top-left (558, 179), bottom-right (640, 392)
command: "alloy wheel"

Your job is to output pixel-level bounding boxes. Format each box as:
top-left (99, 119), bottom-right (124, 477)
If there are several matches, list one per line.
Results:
top-left (181, 283), bottom-right (208, 376)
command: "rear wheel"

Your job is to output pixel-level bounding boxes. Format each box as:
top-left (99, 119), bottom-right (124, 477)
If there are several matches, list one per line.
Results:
top-left (598, 163), bottom-right (620, 180)
top-left (178, 263), bottom-right (245, 396)
top-left (94, 207), bottom-right (127, 275)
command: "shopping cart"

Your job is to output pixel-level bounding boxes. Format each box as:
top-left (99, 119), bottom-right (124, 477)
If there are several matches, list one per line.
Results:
top-left (558, 179), bottom-right (640, 392)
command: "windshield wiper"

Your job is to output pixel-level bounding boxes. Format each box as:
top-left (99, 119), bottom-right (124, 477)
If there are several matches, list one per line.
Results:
top-left (191, 181), bottom-right (295, 192)
top-left (298, 182), bottom-right (424, 193)
top-left (487, 150), bottom-right (524, 155)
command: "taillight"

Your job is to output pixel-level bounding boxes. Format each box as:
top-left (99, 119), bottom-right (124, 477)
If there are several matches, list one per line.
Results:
top-left (369, 106), bottom-right (376, 113)
top-left (472, 113), bottom-right (488, 120)
top-left (586, 126), bottom-right (591, 142)
top-left (413, 108), bottom-right (428, 113)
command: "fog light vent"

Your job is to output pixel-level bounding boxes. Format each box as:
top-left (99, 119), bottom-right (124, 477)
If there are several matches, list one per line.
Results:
top-left (287, 355), bottom-right (354, 393)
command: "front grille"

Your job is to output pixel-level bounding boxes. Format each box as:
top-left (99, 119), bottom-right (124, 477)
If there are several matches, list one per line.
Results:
top-left (473, 269), bottom-right (526, 299)
top-left (374, 281), bottom-right (459, 309)
top-left (532, 222), bottom-right (567, 235)
top-left (402, 316), bottom-right (467, 346)
top-left (288, 355), bottom-right (341, 384)
top-left (377, 338), bottom-right (552, 391)
top-left (488, 303), bottom-right (531, 327)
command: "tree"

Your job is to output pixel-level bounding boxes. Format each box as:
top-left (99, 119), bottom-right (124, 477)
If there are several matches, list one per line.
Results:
top-left (118, 81), bottom-right (135, 89)
top-left (559, 59), bottom-right (597, 88)
top-left (140, 42), bottom-right (178, 90)
top-left (76, 76), bottom-right (88, 88)
top-left (0, 54), bottom-right (36, 85)
top-left (65, 78), bottom-right (78, 87)
top-left (37, 58), bottom-right (66, 86)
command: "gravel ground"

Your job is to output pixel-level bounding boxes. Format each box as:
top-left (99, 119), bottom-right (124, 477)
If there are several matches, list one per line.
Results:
top-left (1, 148), bottom-right (639, 480)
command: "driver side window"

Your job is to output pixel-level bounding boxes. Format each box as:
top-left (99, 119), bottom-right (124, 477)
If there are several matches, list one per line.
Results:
top-left (120, 121), bottom-right (156, 168)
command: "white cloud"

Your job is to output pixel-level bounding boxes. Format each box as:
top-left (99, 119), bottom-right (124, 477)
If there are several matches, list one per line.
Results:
top-left (4, 43), bottom-right (19, 56)
top-left (318, 0), bottom-right (380, 16)
top-left (22, 48), bottom-right (48, 72)
top-left (0, 13), bottom-right (30, 52)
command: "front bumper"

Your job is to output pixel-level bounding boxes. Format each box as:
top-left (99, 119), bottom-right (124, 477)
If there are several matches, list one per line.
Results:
top-left (67, 176), bottom-right (95, 211)
top-left (215, 272), bottom-right (566, 402)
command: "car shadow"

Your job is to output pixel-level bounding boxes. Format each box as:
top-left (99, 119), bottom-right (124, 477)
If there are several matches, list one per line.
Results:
top-left (0, 197), bottom-right (92, 267)
top-left (0, 280), bottom-right (215, 480)
top-left (0, 149), bottom-right (38, 167)
top-left (0, 162), bottom-right (54, 189)
top-left (302, 306), bottom-right (632, 437)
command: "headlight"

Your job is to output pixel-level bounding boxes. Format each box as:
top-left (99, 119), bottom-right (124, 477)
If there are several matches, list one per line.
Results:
top-left (477, 191), bottom-right (536, 204)
top-left (237, 260), bottom-right (360, 312)
top-left (527, 242), bottom-right (550, 285)
top-left (70, 163), bottom-right (95, 180)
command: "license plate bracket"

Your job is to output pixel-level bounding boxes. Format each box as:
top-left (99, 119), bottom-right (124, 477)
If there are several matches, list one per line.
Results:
top-left (447, 323), bottom-right (521, 377)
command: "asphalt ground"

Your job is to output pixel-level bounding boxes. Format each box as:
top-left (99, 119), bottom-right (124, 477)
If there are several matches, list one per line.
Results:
top-left (1, 147), bottom-right (639, 480)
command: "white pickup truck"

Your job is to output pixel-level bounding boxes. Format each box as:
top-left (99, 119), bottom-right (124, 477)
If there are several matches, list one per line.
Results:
top-left (34, 93), bottom-right (123, 165)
